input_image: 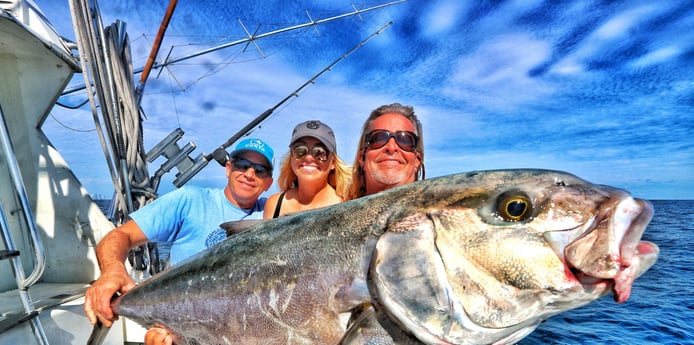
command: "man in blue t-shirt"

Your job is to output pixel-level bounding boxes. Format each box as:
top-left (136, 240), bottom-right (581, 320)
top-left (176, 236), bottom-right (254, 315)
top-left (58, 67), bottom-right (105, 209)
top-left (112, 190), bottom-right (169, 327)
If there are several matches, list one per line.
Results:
top-left (84, 138), bottom-right (275, 332)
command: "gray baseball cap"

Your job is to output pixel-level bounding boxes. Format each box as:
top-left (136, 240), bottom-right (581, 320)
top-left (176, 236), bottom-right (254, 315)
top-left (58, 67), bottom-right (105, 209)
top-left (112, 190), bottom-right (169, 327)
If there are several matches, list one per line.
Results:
top-left (290, 120), bottom-right (336, 153)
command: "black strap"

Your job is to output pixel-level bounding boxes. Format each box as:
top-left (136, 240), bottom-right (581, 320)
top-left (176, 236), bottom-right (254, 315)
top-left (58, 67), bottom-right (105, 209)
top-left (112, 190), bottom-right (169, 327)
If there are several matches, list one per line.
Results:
top-left (272, 191), bottom-right (287, 218)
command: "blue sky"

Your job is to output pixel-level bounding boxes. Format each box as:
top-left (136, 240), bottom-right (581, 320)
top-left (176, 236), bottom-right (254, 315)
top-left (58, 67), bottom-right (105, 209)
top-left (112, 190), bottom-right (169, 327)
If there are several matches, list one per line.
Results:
top-left (38, 0), bottom-right (692, 200)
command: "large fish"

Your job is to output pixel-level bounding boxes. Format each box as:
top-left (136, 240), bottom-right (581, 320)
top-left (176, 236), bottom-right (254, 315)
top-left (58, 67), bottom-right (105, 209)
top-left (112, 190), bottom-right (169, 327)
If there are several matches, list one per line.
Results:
top-left (109, 170), bottom-right (658, 344)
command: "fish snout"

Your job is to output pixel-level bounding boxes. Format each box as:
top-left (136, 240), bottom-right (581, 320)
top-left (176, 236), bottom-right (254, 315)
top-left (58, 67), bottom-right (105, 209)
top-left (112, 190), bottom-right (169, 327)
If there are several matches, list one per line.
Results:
top-left (564, 196), bottom-right (658, 302)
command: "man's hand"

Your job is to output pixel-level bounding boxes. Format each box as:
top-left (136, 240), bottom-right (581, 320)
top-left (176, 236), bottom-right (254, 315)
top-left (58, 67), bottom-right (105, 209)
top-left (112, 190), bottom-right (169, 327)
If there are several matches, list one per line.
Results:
top-left (84, 267), bottom-right (135, 327)
top-left (84, 220), bottom-right (148, 326)
top-left (145, 326), bottom-right (173, 345)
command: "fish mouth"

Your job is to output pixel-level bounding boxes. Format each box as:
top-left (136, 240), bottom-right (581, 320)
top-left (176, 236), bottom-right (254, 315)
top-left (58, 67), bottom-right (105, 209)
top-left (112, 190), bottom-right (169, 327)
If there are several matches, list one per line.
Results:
top-left (558, 196), bottom-right (659, 303)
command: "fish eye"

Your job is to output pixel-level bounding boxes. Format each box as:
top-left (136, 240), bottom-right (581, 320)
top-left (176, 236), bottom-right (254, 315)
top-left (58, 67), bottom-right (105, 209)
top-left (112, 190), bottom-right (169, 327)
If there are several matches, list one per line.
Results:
top-left (496, 193), bottom-right (532, 222)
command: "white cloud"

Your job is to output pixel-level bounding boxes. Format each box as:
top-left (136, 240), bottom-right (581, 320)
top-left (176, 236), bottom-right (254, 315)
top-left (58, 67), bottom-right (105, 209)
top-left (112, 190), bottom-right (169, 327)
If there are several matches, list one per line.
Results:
top-left (420, 0), bottom-right (467, 38)
top-left (630, 46), bottom-right (681, 68)
top-left (444, 34), bottom-right (554, 109)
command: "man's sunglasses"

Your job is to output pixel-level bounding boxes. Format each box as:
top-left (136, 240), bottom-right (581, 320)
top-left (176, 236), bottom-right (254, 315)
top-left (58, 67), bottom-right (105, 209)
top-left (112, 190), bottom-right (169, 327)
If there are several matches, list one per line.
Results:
top-left (365, 130), bottom-right (418, 152)
top-left (291, 144), bottom-right (330, 162)
top-left (230, 158), bottom-right (272, 178)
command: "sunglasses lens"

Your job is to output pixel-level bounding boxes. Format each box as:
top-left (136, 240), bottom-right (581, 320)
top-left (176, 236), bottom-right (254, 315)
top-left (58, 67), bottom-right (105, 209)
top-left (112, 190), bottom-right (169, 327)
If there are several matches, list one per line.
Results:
top-left (367, 131), bottom-right (390, 149)
top-left (395, 132), bottom-right (416, 151)
top-left (292, 145), bottom-right (309, 159)
top-left (253, 165), bottom-right (269, 178)
top-left (311, 147), bottom-right (328, 161)
top-left (233, 159), bottom-right (251, 170)
top-left (292, 145), bottom-right (329, 162)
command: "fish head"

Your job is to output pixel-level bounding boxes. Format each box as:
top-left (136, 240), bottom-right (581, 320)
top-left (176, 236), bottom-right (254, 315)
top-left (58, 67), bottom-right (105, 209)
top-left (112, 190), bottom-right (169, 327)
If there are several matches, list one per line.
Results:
top-left (370, 170), bottom-right (659, 344)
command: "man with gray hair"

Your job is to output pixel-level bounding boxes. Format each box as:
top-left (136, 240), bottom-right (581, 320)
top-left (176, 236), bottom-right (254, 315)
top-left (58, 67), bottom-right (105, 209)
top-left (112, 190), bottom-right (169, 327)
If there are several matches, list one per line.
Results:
top-left (348, 102), bottom-right (425, 199)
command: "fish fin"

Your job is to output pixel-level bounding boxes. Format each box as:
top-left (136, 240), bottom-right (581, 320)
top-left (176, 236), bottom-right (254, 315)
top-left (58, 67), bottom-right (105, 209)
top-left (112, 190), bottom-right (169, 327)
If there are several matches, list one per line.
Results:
top-left (220, 219), bottom-right (263, 236)
top-left (340, 305), bottom-right (421, 344)
top-left (370, 213), bottom-right (456, 343)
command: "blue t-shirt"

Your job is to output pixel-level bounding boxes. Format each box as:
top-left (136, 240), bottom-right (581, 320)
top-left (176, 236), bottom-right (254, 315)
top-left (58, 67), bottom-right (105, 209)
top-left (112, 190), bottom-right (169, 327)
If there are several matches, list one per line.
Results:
top-left (130, 186), bottom-right (265, 265)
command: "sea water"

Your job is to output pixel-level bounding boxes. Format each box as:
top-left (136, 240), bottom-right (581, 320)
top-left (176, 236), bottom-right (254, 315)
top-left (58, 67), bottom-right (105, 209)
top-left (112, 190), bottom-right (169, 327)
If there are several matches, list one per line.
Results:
top-left (520, 200), bottom-right (694, 344)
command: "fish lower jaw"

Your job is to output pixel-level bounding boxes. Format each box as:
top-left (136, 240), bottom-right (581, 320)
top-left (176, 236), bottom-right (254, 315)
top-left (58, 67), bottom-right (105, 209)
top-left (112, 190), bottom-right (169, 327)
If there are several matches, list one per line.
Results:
top-left (574, 273), bottom-right (603, 285)
top-left (571, 270), bottom-right (612, 294)
top-left (569, 239), bottom-right (659, 303)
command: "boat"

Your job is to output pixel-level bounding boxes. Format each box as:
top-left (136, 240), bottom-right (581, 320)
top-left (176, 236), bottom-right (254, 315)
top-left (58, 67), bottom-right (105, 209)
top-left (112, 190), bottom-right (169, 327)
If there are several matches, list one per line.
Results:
top-left (0, 0), bottom-right (402, 343)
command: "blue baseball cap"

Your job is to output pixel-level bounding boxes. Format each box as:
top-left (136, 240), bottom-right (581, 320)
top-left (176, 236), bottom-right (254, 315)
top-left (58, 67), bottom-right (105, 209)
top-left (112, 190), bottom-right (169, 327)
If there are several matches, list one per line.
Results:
top-left (230, 138), bottom-right (274, 169)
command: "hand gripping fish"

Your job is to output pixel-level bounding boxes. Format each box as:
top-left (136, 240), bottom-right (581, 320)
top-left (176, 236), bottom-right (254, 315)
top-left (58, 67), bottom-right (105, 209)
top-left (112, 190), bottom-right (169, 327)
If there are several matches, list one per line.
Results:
top-left (105, 170), bottom-right (658, 344)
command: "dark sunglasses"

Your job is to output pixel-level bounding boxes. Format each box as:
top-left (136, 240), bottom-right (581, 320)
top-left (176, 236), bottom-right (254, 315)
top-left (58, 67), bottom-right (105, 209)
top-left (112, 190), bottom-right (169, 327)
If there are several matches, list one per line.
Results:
top-left (230, 158), bottom-right (272, 178)
top-left (291, 144), bottom-right (329, 162)
top-left (365, 130), bottom-right (418, 152)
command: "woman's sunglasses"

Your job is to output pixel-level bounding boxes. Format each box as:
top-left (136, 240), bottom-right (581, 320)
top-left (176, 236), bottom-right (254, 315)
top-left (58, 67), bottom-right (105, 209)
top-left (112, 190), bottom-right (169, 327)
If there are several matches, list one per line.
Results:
top-left (291, 144), bottom-right (330, 162)
top-left (365, 130), bottom-right (418, 152)
top-left (230, 158), bottom-right (272, 178)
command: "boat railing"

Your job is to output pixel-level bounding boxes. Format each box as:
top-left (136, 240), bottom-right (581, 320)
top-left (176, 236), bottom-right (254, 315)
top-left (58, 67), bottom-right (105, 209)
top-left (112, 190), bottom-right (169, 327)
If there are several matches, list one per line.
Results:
top-left (0, 105), bottom-right (49, 343)
top-left (0, 105), bottom-right (47, 289)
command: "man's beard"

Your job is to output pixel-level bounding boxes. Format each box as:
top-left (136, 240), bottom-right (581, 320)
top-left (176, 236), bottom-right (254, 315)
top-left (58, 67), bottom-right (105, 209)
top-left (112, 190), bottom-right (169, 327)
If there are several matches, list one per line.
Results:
top-left (370, 167), bottom-right (410, 187)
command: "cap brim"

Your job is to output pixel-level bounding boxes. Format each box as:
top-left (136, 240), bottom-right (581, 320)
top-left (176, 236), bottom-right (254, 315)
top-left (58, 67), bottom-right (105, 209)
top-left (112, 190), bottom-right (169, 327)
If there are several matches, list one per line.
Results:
top-left (230, 149), bottom-right (273, 168)
top-left (291, 135), bottom-right (336, 153)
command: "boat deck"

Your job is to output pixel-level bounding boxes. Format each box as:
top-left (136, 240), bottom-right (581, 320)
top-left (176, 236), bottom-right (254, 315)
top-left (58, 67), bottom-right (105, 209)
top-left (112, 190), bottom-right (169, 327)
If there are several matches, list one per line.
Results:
top-left (0, 283), bottom-right (88, 333)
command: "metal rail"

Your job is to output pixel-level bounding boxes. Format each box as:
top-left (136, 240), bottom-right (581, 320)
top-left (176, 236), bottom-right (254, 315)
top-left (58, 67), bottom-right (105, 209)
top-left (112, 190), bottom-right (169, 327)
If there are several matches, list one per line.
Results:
top-left (0, 104), bottom-right (49, 344)
top-left (0, 106), bottom-right (46, 290)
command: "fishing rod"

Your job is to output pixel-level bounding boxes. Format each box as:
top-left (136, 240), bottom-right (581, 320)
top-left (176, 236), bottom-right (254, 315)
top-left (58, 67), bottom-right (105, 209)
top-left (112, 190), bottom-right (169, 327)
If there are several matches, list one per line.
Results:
top-left (160, 20), bottom-right (393, 188)
top-left (207, 20), bottom-right (393, 166)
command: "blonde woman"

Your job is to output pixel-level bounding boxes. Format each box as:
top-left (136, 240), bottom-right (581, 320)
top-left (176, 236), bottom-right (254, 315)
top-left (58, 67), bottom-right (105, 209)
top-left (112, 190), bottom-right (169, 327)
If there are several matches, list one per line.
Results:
top-left (264, 120), bottom-right (351, 218)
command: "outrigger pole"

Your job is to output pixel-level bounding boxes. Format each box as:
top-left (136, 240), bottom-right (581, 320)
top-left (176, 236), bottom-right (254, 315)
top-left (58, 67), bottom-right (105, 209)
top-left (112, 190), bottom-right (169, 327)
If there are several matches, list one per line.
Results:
top-left (136, 1), bottom-right (405, 75)
top-left (61, 0), bottom-right (407, 96)
top-left (168, 20), bottom-right (394, 187)
top-left (134, 0), bottom-right (178, 105)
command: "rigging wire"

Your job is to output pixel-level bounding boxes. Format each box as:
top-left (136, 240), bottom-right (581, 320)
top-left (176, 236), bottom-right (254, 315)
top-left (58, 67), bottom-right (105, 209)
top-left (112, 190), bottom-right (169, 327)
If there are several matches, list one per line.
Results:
top-left (162, 64), bottom-right (182, 129)
top-left (47, 113), bottom-right (96, 133)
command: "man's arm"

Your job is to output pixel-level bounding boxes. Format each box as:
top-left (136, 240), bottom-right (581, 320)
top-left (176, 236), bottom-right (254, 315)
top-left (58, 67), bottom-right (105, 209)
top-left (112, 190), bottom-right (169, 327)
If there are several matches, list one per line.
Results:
top-left (84, 220), bottom-right (149, 326)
